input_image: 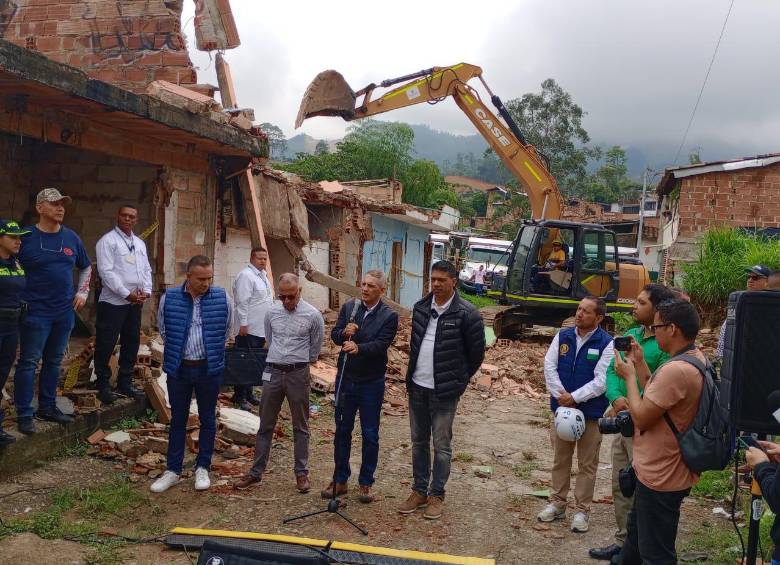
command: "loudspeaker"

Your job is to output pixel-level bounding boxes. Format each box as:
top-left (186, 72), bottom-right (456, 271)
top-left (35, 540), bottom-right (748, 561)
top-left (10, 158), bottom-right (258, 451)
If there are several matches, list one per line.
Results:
top-left (196, 540), bottom-right (328, 565)
top-left (720, 290), bottom-right (780, 435)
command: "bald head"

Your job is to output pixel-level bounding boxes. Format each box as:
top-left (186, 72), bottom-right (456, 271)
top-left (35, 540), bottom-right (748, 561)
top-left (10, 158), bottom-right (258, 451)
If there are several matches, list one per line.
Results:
top-left (278, 273), bottom-right (299, 286)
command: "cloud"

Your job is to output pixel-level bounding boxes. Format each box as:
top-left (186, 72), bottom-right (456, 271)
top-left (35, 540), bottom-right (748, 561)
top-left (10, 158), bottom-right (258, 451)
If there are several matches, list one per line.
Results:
top-left (184, 0), bottom-right (780, 163)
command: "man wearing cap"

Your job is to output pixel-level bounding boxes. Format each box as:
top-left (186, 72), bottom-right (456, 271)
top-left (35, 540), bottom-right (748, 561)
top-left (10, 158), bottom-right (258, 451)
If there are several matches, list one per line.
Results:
top-left (14, 189), bottom-right (91, 434)
top-left (716, 265), bottom-right (770, 358)
top-left (0, 220), bottom-right (29, 446)
top-left (93, 204), bottom-right (152, 405)
top-left (544, 240), bottom-right (567, 270)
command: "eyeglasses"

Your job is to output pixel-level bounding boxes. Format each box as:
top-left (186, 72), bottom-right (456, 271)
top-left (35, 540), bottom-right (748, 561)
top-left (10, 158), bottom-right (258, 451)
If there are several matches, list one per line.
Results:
top-left (650, 323), bottom-right (671, 331)
top-left (278, 293), bottom-right (298, 301)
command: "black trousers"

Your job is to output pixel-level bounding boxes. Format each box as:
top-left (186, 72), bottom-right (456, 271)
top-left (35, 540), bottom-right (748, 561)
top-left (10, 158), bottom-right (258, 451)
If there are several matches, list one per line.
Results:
top-left (233, 334), bottom-right (265, 400)
top-left (0, 328), bottom-right (19, 425)
top-left (619, 479), bottom-right (690, 565)
top-left (93, 301), bottom-right (142, 390)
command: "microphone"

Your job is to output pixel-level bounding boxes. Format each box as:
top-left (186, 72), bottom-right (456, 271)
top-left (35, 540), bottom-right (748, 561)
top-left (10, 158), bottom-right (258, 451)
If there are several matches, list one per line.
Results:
top-left (768, 391), bottom-right (780, 424)
top-left (348, 297), bottom-right (361, 324)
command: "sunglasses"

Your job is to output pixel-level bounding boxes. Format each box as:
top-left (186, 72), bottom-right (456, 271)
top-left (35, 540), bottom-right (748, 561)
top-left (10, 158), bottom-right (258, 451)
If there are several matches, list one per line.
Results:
top-left (747, 274), bottom-right (765, 281)
top-left (278, 293), bottom-right (298, 301)
top-left (650, 323), bottom-right (672, 331)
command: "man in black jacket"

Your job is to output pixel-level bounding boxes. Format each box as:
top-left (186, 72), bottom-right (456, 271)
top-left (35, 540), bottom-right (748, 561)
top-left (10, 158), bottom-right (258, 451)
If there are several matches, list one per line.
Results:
top-left (398, 260), bottom-right (485, 520)
top-left (321, 270), bottom-right (399, 503)
top-left (747, 440), bottom-right (780, 564)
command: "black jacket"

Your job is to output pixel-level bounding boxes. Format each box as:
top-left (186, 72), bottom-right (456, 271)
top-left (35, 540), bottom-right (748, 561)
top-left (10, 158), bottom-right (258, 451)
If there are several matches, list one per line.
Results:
top-left (331, 299), bottom-right (399, 382)
top-left (406, 292), bottom-right (485, 400)
top-left (754, 461), bottom-right (780, 560)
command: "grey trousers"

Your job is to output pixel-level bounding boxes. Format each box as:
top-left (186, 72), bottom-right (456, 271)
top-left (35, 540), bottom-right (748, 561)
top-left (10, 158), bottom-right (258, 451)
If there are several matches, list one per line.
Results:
top-left (612, 434), bottom-right (634, 545)
top-left (249, 365), bottom-right (310, 478)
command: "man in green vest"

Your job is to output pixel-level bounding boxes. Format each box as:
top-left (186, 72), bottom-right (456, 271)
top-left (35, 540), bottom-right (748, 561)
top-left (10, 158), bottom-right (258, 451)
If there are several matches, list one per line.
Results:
top-left (588, 284), bottom-right (676, 562)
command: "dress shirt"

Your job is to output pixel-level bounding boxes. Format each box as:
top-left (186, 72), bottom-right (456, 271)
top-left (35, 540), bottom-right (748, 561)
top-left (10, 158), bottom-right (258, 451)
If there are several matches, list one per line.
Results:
top-left (96, 227), bottom-right (152, 306)
top-left (412, 292), bottom-right (455, 389)
top-left (544, 327), bottom-right (614, 404)
top-left (264, 299), bottom-right (325, 365)
top-left (232, 264), bottom-right (272, 337)
top-left (158, 288), bottom-right (232, 361)
top-left (363, 301), bottom-right (379, 320)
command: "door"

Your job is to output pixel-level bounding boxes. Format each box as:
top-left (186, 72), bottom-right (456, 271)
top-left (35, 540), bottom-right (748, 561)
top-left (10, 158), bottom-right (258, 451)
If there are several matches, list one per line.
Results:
top-left (505, 225), bottom-right (538, 295)
top-left (577, 229), bottom-right (619, 300)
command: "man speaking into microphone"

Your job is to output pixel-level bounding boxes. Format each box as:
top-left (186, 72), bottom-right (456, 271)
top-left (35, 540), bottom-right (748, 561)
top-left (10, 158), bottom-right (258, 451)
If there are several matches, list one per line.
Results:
top-left (321, 270), bottom-right (399, 503)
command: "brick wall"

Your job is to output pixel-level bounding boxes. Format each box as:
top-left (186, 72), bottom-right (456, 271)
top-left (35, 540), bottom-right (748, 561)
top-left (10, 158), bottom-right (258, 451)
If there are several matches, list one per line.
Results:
top-left (164, 167), bottom-right (212, 280)
top-left (676, 162), bottom-right (780, 236)
top-left (1, 0), bottom-right (197, 92)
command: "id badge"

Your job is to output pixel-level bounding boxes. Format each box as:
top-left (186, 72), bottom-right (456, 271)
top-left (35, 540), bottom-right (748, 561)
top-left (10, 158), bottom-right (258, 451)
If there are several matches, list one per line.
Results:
top-left (262, 369), bottom-right (272, 382)
top-left (124, 254), bottom-right (136, 265)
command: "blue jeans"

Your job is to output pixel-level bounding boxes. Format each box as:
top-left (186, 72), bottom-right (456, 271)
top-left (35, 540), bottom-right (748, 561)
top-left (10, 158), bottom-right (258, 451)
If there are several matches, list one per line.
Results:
top-left (333, 375), bottom-right (385, 486)
top-left (0, 329), bottom-right (19, 425)
top-left (14, 310), bottom-right (74, 418)
top-left (165, 364), bottom-right (221, 474)
top-left (409, 382), bottom-right (459, 498)
top-left (475, 283), bottom-right (484, 296)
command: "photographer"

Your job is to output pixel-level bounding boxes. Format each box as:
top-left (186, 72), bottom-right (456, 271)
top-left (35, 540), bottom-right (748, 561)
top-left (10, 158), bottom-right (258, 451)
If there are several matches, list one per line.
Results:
top-left (590, 284), bottom-right (675, 562)
top-left (746, 441), bottom-right (780, 565)
top-left (613, 299), bottom-right (704, 565)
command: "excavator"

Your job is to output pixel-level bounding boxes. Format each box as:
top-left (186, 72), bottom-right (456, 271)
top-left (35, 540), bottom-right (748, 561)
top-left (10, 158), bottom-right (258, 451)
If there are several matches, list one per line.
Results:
top-left (295, 63), bottom-right (650, 336)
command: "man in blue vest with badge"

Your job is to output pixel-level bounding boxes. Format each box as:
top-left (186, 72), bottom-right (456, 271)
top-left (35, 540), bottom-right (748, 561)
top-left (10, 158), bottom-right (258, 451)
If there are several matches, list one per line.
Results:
top-left (150, 255), bottom-right (231, 494)
top-left (538, 296), bottom-right (614, 533)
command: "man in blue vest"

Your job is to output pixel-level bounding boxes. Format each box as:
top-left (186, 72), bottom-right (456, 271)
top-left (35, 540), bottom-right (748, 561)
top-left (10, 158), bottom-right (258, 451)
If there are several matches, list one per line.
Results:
top-left (538, 296), bottom-right (614, 533)
top-left (150, 255), bottom-right (231, 494)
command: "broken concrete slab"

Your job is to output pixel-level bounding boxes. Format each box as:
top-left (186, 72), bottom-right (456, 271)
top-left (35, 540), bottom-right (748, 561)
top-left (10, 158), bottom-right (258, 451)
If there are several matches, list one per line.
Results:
top-left (146, 80), bottom-right (221, 115)
top-left (144, 436), bottom-right (169, 455)
top-left (218, 407), bottom-right (259, 446)
top-left (86, 429), bottom-right (107, 445)
top-left (144, 374), bottom-right (171, 424)
top-left (195, 0), bottom-right (241, 51)
top-left (104, 431), bottom-right (131, 444)
top-left (310, 362), bottom-right (337, 393)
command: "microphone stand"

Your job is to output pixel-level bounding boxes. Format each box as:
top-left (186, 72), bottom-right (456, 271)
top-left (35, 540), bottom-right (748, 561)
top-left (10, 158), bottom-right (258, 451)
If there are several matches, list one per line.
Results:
top-left (745, 433), bottom-right (766, 565)
top-left (283, 301), bottom-right (368, 535)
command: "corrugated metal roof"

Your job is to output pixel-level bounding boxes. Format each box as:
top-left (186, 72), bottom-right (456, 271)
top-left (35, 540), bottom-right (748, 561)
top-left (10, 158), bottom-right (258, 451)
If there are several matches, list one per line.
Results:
top-left (656, 152), bottom-right (780, 195)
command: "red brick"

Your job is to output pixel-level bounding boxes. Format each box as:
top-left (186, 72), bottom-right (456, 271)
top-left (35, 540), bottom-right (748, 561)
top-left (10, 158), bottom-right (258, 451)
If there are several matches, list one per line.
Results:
top-left (47, 5), bottom-right (71, 19)
top-left (34, 36), bottom-right (61, 51)
top-left (162, 49), bottom-right (191, 66)
top-left (20, 6), bottom-right (48, 21)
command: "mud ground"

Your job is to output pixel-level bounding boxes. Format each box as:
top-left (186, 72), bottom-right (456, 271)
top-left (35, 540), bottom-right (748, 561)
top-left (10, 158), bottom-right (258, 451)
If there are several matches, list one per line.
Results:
top-left (0, 390), bottom-right (722, 564)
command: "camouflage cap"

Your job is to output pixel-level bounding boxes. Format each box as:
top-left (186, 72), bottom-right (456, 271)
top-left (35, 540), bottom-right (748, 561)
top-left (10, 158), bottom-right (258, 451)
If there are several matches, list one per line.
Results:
top-left (36, 187), bottom-right (72, 204)
top-left (0, 219), bottom-right (31, 236)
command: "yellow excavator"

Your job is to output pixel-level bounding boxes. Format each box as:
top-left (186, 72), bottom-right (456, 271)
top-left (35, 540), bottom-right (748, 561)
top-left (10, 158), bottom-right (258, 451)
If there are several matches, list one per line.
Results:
top-left (296, 63), bottom-right (650, 335)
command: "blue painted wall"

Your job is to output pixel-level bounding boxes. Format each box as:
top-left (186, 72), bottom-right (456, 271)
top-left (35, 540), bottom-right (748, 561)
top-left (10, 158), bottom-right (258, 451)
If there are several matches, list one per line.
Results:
top-left (362, 214), bottom-right (430, 308)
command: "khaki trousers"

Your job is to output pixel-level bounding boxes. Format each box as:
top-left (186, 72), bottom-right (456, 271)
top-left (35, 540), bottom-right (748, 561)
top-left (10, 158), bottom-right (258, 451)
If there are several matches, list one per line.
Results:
top-left (611, 433), bottom-right (633, 545)
top-left (550, 419), bottom-right (602, 513)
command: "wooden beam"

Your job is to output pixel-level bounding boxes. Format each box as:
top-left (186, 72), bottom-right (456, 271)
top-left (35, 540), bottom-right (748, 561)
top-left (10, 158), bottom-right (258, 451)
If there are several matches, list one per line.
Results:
top-left (215, 53), bottom-right (238, 109)
top-left (238, 171), bottom-right (273, 285)
top-left (304, 268), bottom-right (411, 318)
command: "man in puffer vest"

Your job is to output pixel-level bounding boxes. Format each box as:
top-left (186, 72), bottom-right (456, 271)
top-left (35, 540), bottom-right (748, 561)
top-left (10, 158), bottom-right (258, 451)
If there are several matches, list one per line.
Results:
top-left (538, 296), bottom-right (614, 533)
top-left (151, 255), bottom-right (232, 493)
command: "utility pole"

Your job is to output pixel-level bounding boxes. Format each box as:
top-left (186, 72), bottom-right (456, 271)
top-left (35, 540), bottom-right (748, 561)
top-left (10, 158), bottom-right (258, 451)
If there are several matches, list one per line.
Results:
top-left (637, 167), bottom-right (649, 250)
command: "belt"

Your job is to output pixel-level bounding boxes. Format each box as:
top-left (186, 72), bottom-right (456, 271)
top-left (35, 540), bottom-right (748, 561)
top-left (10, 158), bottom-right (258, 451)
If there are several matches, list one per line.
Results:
top-left (267, 362), bottom-right (308, 372)
top-left (181, 359), bottom-right (207, 366)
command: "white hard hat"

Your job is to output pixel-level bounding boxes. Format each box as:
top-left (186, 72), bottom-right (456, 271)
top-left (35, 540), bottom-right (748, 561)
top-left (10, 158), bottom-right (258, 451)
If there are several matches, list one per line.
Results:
top-left (554, 406), bottom-right (586, 442)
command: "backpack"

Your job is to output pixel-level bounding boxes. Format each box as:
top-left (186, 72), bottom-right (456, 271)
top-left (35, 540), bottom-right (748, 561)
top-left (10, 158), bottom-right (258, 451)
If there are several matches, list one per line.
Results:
top-left (663, 353), bottom-right (735, 473)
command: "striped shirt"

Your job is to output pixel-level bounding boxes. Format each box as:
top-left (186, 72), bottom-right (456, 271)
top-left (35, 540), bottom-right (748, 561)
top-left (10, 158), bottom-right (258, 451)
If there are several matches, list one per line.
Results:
top-left (157, 290), bottom-right (232, 361)
top-left (264, 299), bottom-right (324, 364)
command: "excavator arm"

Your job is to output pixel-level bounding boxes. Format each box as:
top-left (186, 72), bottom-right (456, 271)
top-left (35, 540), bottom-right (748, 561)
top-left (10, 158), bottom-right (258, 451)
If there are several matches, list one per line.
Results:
top-left (296, 63), bottom-right (562, 221)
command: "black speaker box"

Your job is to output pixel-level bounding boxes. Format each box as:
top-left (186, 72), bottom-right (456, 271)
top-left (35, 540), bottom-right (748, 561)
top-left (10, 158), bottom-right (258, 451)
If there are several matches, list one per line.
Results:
top-left (719, 290), bottom-right (780, 435)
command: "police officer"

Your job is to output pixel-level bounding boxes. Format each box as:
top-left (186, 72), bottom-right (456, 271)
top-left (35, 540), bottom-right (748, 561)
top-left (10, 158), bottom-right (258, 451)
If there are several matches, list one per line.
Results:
top-left (0, 220), bottom-right (30, 445)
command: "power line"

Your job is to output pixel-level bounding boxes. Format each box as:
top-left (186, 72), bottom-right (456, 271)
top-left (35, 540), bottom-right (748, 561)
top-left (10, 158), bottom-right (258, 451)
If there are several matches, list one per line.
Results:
top-left (672, 0), bottom-right (736, 165)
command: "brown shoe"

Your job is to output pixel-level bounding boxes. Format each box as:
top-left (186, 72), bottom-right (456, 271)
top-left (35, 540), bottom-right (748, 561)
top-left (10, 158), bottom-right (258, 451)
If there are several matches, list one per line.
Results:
top-left (296, 474), bottom-right (311, 493)
top-left (234, 474), bottom-right (261, 490)
top-left (398, 490), bottom-right (428, 514)
top-left (320, 481), bottom-right (348, 499)
top-left (358, 485), bottom-right (374, 504)
top-left (423, 496), bottom-right (444, 520)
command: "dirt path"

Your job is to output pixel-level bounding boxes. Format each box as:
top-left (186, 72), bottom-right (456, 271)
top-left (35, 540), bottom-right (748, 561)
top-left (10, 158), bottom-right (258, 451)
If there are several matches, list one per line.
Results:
top-left (0, 390), bottom-right (722, 564)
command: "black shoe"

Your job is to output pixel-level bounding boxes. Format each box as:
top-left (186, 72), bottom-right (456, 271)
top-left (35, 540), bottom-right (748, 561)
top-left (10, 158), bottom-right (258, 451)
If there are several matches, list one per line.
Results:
top-left (237, 400), bottom-right (254, 412)
top-left (35, 407), bottom-right (74, 425)
top-left (246, 394), bottom-right (260, 406)
top-left (589, 544), bottom-right (622, 561)
top-left (0, 429), bottom-right (16, 446)
top-left (116, 385), bottom-right (145, 399)
top-left (97, 388), bottom-right (117, 405)
top-left (17, 417), bottom-right (35, 435)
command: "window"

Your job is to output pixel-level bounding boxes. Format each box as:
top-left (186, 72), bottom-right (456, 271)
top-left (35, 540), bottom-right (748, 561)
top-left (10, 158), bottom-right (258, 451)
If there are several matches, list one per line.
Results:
top-left (507, 226), bottom-right (537, 292)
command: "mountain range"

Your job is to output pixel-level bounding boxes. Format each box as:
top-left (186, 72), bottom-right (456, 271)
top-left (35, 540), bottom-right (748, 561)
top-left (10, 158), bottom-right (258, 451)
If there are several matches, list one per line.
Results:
top-left (284, 122), bottom-right (750, 181)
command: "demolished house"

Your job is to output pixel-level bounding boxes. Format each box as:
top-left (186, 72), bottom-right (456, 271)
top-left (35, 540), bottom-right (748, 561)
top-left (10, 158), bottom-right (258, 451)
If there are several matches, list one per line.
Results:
top-left (653, 153), bottom-right (780, 281)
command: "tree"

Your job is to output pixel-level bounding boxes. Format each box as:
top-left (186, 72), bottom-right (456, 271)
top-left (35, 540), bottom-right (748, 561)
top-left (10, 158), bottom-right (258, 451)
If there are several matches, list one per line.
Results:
top-left (258, 122), bottom-right (288, 161)
top-left (582, 146), bottom-right (642, 203)
top-left (504, 79), bottom-right (598, 196)
top-left (315, 139), bottom-right (329, 155)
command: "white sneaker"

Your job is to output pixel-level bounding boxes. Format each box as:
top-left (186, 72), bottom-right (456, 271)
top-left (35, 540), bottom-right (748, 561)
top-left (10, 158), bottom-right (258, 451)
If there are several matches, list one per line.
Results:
top-left (194, 467), bottom-right (211, 491)
top-left (150, 470), bottom-right (180, 493)
top-left (571, 511), bottom-right (589, 533)
top-left (537, 503), bottom-right (566, 522)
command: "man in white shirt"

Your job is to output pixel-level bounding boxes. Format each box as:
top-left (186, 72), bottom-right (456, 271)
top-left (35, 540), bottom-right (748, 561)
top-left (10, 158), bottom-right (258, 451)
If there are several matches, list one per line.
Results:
top-left (537, 296), bottom-right (614, 534)
top-left (231, 247), bottom-right (273, 411)
top-left (94, 204), bottom-right (152, 404)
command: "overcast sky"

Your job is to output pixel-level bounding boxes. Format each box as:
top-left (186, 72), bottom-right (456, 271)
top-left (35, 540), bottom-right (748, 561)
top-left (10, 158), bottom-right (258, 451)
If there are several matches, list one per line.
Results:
top-left (183, 0), bottom-right (779, 164)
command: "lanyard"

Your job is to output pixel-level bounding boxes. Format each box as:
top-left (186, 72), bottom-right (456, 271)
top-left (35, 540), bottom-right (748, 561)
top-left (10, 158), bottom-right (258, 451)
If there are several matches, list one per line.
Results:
top-left (115, 228), bottom-right (135, 253)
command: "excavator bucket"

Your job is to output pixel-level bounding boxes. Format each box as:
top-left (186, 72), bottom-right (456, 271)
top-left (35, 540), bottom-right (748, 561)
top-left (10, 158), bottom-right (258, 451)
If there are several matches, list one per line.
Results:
top-left (295, 70), bottom-right (357, 128)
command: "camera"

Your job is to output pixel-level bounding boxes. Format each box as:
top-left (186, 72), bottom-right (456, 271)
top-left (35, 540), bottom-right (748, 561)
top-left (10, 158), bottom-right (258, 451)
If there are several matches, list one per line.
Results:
top-left (614, 336), bottom-right (631, 351)
top-left (598, 410), bottom-right (634, 437)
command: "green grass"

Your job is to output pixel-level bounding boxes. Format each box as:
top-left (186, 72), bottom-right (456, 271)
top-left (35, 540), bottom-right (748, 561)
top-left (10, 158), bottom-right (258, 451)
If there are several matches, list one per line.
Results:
top-left (453, 452), bottom-right (475, 463)
top-left (691, 469), bottom-right (734, 500)
top-left (55, 440), bottom-right (89, 458)
top-left (512, 460), bottom-right (539, 480)
top-left (112, 416), bottom-right (143, 431)
top-left (680, 513), bottom-right (774, 564)
top-left (0, 479), bottom-right (147, 564)
top-left (461, 293), bottom-right (496, 308)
